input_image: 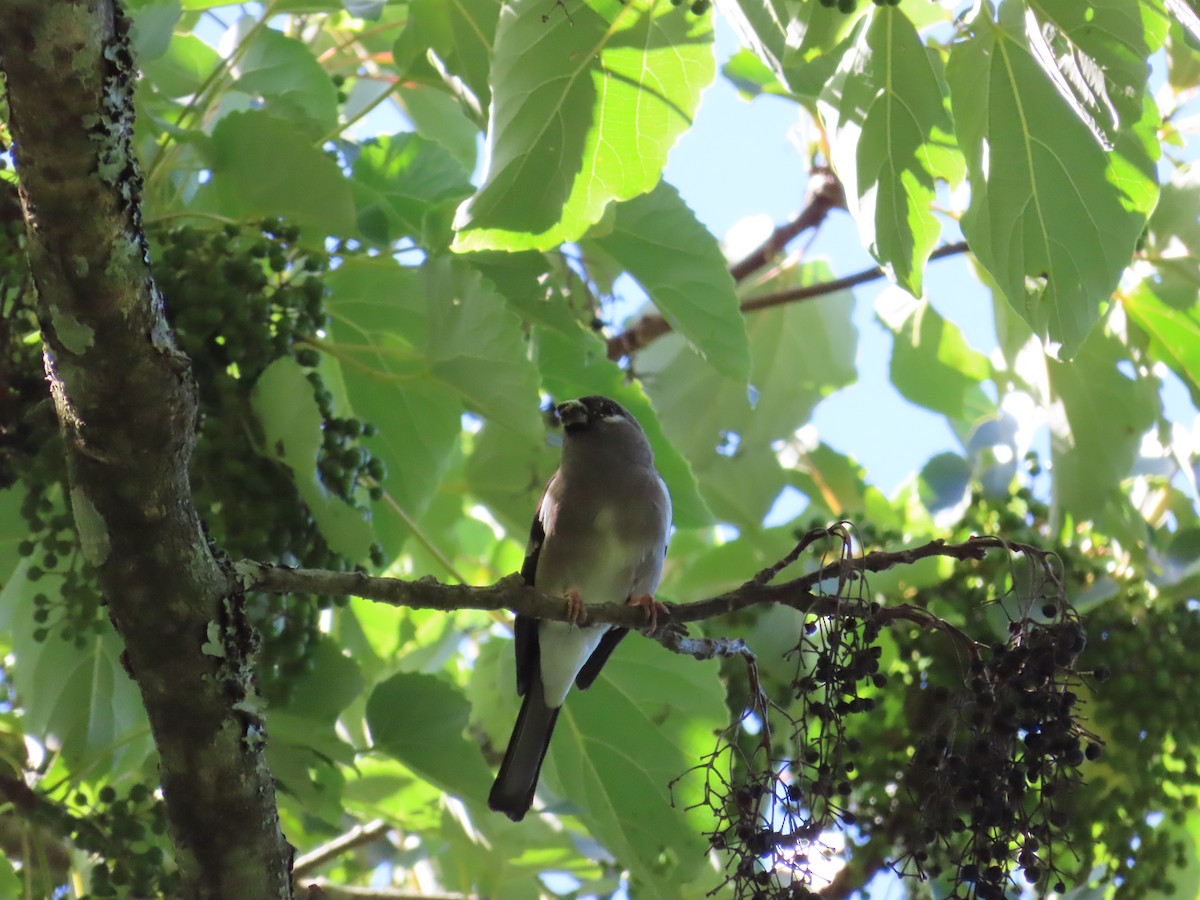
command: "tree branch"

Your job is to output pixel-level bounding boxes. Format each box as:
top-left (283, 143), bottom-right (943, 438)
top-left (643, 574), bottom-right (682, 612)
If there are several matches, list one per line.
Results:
top-left (605, 224), bottom-right (970, 362)
top-left (604, 169), bottom-right (844, 362)
top-left (238, 532), bottom-right (1049, 663)
top-left (303, 884), bottom-right (478, 900)
top-left (294, 819), bottom-right (390, 878)
top-left (0, 3), bottom-right (292, 896)
top-left (738, 240), bottom-right (971, 315)
top-left (728, 167), bottom-right (845, 283)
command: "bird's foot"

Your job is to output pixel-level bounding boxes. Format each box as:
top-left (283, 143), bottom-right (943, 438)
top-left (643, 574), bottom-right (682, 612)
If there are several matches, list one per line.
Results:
top-left (628, 594), bottom-right (669, 633)
top-left (565, 588), bottom-right (587, 627)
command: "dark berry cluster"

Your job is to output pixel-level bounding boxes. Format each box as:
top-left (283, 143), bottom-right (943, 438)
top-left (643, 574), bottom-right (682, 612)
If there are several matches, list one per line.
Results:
top-left (896, 616), bottom-right (1097, 899)
top-left (687, 519), bottom-right (1099, 900)
top-left (691, 528), bottom-right (888, 899)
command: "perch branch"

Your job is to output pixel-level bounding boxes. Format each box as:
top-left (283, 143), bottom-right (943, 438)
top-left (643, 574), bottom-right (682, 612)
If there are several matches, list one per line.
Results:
top-left (236, 531), bottom-right (1044, 663)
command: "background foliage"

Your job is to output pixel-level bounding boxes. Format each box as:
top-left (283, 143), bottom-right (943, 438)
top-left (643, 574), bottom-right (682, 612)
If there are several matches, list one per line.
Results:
top-left (2, 0), bottom-right (1200, 897)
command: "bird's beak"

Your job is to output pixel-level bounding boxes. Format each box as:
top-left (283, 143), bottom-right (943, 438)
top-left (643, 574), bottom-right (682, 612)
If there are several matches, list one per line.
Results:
top-left (555, 400), bottom-right (587, 430)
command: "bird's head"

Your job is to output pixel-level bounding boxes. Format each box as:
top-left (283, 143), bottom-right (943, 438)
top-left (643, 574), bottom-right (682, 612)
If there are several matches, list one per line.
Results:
top-left (554, 396), bottom-right (653, 465)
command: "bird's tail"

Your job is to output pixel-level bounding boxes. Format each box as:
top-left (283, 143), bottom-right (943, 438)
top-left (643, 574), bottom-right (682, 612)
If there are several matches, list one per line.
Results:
top-left (488, 676), bottom-right (559, 822)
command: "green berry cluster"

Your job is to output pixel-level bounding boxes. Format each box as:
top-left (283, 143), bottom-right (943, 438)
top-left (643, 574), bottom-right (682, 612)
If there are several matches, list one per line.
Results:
top-left (153, 219), bottom-right (385, 694)
top-left (1072, 594), bottom-right (1200, 896)
top-left (1, 182), bottom-right (112, 644)
top-left (71, 782), bottom-right (177, 898)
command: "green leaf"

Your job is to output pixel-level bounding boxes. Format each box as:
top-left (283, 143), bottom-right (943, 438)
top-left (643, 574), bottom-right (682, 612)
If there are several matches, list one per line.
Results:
top-left (324, 255), bottom-right (543, 539)
top-left (464, 421), bottom-right (559, 536)
top-left (367, 672), bottom-right (494, 805)
top-left (592, 181), bottom-right (749, 381)
top-left (0, 562), bottom-right (152, 773)
top-left (546, 638), bottom-right (726, 897)
top-left (1146, 162), bottom-right (1200, 258)
top-left (230, 23), bottom-right (340, 136)
top-left (1027, 0), bottom-right (1166, 172)
top-left (475, 634), bottom-right (726, 897)
top-left (721, 0), bottom-right (859, 104)
top-left (532, 325), bottom-right (712, 527)
top-left (1048, 329), bottom-right (1159, 520)
top-left (140, 33), bottom-right (221, 98)
top-left (395, 82), bottom-right (481, 171)
top-left (451, 0), bottom-right (715, 251)
top-left (352, 133), bottom-right (474, 249)
top-left (640, 261), bottom-right (857, 514)
top-left (877, 292), bottom-right (993, 421)
top-left (946, 1), bottom-right (1159, 358)
top-left (693, 444), bottom-right (790, 531)
top-left (1123, 279), bottom-right (1200, 405)
top-left (278, 636), bottom-right (364, 722)
top-left (323, 262), bottom-right (463, 550)
top-left (203, 110), bottom-right (358, 236)
top-left (1168, 20), bottom-right (1200, 89)
top-left (397, 0), bottom-right (501, 115)
top-left (819, 8), bottom-right (963, 296)
top-left (722, 48), bottom-right (788, 99)
top-left (422, 258), bottom-right (544, 436)
top-left (130, 0), bottom-right (182, 63)
top-left (250, 357), bottom-right (374, 560)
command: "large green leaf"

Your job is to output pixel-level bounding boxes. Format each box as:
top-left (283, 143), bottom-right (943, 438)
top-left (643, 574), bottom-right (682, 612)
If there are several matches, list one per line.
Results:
top-left (946, 0), bottom-right (1159, 359)
top-left (230, 22), bottom-right (339, 135)
top-left (819, 8), bottom-right (963, 296)
top-left (201, 110), bottom-right (358, 236)
top-left (1048, 329), bottom-right (1159, 520)
top-left (396, 0), bottom-right (501, 115)
top-left (367, 672), bottom-right (494, 805)
top-left (640, 260), bottom-right (857, 526)
top-left (395, 82), bottom-right (482, 171)
top-left (250, 357), bottom-right (375, 560)
top-left (1123, 279), bottom-right (1200, 406)
top-left (720, 0), bottom-right (860, 104)
top-left (877, 292), bottom-right (993, 421)
top-left (325, 255), bottom-right (543, 439)
top-left (140, 32), bottom-right (222, 98)
top-left (474, 634), bottom-right (725, 898)
top-left (351, 132), bottom-right (474, 249)
top-left (464, 421), bottom-right (559, 537)
top-left (129, 0), bottom-right (182, 63)
top-left (549, 638), bottom-right (726, 897)
top-left (451, 0), bottom-right (715, 251)
top-left (592, 181), bottom-right (749, 381)
top-left (0, 562), bottom-right (152, 773)
top-left (1027, 0), bottom-right (1165, 175)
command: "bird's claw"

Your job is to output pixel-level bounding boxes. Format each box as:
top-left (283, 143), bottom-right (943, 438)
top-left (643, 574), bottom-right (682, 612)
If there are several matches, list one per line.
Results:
top-left (628, 594), bottom-right (669, 633)
top-left (565, 588), bottom-right (587, 627)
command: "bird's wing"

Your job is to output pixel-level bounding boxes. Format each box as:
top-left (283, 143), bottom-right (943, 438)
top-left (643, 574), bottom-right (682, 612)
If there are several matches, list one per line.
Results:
top-left (513, 477), bottom-right (552, 698)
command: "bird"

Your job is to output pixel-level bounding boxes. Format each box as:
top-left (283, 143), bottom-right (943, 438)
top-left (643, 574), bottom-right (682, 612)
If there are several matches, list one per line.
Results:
top-left (487, 395), bottom-right (672, 822)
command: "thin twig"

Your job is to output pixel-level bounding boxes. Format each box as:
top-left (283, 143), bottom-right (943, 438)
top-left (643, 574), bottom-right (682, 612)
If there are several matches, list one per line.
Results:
top-left (729, 168), bottom-right (844, 283)
top-left (739, 240), bottom-right (971, 315)
top-left (294, 819), bottom-right (390, 877)
top-left (605, 240), bottom-right (972, 361)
